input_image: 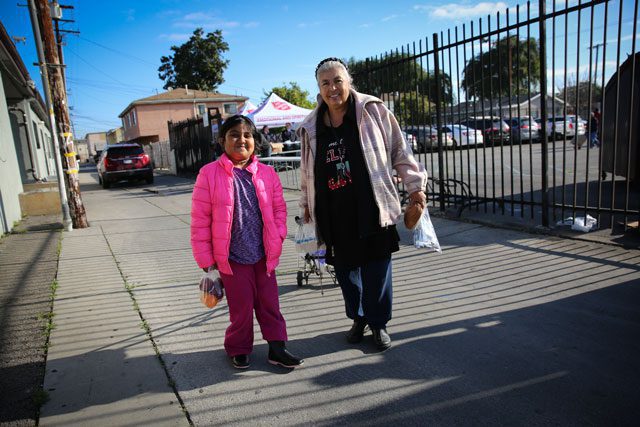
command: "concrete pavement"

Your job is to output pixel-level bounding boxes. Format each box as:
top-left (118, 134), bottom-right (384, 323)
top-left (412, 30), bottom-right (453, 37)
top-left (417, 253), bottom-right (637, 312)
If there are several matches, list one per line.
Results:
top-left (33, 166), bottom-right (640, 426)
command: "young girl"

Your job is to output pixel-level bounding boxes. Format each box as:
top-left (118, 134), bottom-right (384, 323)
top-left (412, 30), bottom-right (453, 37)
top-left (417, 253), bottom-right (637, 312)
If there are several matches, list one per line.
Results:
top-left (190, 115), bottom-right (303, 369)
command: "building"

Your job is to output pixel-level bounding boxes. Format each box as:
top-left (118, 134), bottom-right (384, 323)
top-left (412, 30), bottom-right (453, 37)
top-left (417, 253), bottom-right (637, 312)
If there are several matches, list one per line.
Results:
top-left (74, 139), bottom-right (89, 163)
top-left (452, 94), bottom-right (570, 120)
top-left (106, 127), bottom-right (124, 145)
top-left (84, 131), bottom-right (107, 158)
top-left (1, 20), bottom-right (56, 233)
top-left (118, 87), bottom-right (248, 145)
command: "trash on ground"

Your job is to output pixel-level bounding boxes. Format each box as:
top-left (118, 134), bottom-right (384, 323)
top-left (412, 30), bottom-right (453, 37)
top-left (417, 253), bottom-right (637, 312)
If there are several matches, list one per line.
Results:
top-left (556, 215), bottom-right (598, 232)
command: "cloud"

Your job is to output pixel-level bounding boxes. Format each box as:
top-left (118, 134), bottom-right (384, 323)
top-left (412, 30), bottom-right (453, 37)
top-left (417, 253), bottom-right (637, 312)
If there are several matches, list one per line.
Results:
top-left (124, 8), bottom-right (135, 22)
top-left (244, 22), bottom-right (259, 28)
top-left (381, 14), bottom-right (400, 22)
top-left (359, 23), bottom-right (373, 28)
top-left (414, 2), bottom-right (509, 19)
top-left (172, 11), bottom-right (240, 30)
top-left (296, 21), bottom-right (323, 29)
top-left (158, 33), bottom-right (191, 42)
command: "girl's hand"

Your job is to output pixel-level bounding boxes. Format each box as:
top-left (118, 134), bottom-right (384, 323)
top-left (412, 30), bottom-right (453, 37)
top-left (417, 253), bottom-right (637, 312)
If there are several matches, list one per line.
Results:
top-left (303, 206), bottom-right (311, 223)
top-left (202, 265), bottom-right (216, 273)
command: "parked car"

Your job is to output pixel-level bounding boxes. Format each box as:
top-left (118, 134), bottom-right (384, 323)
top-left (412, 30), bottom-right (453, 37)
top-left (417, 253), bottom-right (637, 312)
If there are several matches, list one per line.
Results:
top-left (458, 116), bottom-right (511, 145)
top-left (97, 143), bottom-right (154, 189)
top-left (504, 116), bottom-right (541, 143)
top-left (402, 131), bottom-right (418, 152)
top-left (442, 124), bottom-right (484, 147)
top-left (404, 125), bottom-right (455, 152)
top-left (543, 115), bottom-right (586, 140)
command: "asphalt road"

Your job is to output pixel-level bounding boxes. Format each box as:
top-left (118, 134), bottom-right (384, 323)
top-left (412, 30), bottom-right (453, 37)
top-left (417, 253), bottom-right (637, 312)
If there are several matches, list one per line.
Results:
top-left (415, 139), bottom-right (638, 224)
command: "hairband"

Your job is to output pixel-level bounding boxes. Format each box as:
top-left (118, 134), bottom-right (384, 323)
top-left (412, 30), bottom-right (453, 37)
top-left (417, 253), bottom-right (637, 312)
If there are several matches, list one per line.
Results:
top-left (315, 57), bottom-right (348, 74)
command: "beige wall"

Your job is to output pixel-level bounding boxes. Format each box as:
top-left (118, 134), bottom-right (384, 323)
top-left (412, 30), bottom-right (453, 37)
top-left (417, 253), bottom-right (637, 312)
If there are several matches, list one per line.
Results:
top-left (86, 132), bottom-right (107, 154)
top-left (106, 127), bottom-right (124, 144)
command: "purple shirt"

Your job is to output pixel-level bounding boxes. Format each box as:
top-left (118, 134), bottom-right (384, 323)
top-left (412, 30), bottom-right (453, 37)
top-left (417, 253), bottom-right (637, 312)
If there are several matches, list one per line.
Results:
top-left (229, 168), bottom-right (265, 264)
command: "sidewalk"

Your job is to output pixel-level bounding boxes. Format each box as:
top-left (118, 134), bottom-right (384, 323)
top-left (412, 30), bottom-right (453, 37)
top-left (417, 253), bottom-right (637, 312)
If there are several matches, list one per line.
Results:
top-left (25, 170), bottom-right (640, 425)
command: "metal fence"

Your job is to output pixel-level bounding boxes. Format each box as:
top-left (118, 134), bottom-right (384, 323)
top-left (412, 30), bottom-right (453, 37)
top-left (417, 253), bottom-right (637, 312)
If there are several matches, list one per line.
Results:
top-left (353, 0), bottom-right (638, 231)
top-left (169, 117), bottom-right (215, 177)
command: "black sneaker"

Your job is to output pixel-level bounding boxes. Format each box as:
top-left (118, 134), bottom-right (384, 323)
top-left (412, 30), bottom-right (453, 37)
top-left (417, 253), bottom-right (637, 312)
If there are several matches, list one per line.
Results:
top-left (268, 341), bottom-right (304, 369)
top-left (231, 354), bottom-right (250, 369)
top-left (346, 319), bottom-right (368, 343)
top-left (372, 328), bottom-right (391, 351)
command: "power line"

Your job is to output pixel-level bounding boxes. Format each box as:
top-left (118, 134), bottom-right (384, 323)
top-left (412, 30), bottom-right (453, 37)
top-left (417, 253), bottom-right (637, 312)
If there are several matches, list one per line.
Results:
top-left (77, 35), bottom-right (158, 66)
top-left (65, 47), bottom-right (129, 86)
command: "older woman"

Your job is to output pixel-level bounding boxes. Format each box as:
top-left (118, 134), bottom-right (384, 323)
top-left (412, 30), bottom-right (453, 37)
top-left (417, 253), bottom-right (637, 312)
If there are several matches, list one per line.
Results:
top-left (297, 58), bottom-right (427, 351)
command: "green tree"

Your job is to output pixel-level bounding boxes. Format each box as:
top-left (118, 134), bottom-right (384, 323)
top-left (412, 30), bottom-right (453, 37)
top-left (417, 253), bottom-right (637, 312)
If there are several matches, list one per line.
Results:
top-left (347, 54), bottom-right (453, 106)
top-left (395, 94), bottom-right (434, 126)
top-left (461, 35), bottom-right (541, 100)
top-left (264, 82), bottom-right (316, 109)
top-left (556, 77), bottom-right (603, 118)
top-left (158, 28), bottom-right (229, 91)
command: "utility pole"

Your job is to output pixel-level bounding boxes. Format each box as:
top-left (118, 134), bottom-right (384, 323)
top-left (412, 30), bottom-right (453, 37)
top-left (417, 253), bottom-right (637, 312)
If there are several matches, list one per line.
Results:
top-left (27, 0), bottom-right (71, 230)
top-left (52, 2), bottom-right (78, 92)
top-left (588, 42), bottom-right (606, 108)
top-left (33, 0), bottom-right (88, 228)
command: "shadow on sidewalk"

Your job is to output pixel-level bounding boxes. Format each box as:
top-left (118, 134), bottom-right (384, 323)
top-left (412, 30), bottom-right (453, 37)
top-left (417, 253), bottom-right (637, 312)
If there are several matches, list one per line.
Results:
top-left (32, 276), bottom-right (640, 425)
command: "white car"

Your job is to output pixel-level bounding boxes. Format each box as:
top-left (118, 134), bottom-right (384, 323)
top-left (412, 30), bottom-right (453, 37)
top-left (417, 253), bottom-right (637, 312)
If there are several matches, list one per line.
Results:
top-left (545, 115), bottom-right (585, 140)
top-left (404, 126), bottom-right (455, 152)
top-left (443, 124), bottom-right (484, 147)
top-left (402, 131), bottom-right (418, 152)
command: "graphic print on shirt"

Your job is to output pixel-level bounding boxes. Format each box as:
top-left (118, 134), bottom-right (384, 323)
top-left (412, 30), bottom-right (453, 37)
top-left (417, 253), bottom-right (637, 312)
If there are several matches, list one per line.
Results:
top-left (326, 137), bottom-right (352, 190)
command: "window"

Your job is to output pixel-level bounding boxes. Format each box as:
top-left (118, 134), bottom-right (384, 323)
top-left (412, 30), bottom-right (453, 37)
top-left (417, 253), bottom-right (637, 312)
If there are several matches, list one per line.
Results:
top-left (223, 103), bottom-right (237, 114)
top-left (125, 115), bottom-right (130, 128)
top-left (132, 109), bottom-right (137, 125)
top-left (197, 104), bottom-right (206, 116)
top-left (32, 122), bottom-right (41, 148)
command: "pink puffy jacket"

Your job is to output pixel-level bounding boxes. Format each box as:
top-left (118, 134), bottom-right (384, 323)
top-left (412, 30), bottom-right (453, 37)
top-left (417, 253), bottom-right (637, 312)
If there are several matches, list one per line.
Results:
top-left (190, 154), bottom-right (287, 275)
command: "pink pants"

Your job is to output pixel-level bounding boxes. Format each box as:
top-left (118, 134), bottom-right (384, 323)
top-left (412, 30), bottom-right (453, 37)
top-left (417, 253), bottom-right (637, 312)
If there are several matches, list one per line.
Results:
top-left (219, 258), bottom-right (288, 356)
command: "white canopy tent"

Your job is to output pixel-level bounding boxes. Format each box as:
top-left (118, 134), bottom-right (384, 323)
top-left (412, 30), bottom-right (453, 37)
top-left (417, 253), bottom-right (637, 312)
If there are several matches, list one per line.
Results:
top-left (238, 101), bottom-right (257, 116)
top-left (247, 93), bottom-right (313, 127)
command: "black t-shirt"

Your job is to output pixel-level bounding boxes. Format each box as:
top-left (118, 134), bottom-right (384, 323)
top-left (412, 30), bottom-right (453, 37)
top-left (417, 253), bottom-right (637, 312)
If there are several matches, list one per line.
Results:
top-left (314, 98), bottom-right (398, 269)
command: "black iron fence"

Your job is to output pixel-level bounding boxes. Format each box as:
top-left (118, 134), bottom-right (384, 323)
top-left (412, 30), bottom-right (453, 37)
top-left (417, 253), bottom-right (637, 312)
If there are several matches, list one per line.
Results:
top-left (353, 0), bottom-right (638, 231)
top-left (169, 118), bottom-right (215, 177)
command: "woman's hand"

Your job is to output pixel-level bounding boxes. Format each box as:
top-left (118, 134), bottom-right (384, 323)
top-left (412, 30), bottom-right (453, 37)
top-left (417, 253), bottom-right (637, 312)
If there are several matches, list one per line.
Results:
top-left (408, 190), bottom-right (427, 208)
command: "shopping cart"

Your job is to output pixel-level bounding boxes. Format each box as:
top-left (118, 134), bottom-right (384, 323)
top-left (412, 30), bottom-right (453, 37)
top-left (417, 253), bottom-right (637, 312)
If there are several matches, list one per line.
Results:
top-left (294, 217), bottom-right (337, 294)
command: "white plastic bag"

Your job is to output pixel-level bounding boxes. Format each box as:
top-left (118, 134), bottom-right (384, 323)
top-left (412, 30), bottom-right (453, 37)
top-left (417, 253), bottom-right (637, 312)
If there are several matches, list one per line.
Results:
top-left (199, 269), bottom-right (224, 308)
top-left (295, 222), bottom-right (318, 254)
top-left (413, 207), bottom-right (442, 252)
top-left (555, 215), bottom-right (598, 232)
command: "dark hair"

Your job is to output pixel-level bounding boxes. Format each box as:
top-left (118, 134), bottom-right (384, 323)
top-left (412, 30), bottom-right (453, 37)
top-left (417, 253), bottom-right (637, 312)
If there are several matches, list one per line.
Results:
top-left (218, 115), bottom-right (263, 150)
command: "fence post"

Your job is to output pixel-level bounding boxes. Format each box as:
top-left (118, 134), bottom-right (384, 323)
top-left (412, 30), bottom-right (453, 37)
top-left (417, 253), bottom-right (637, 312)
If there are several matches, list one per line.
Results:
top-left (538, 0), bottom-right (550, 227)
top-left (432, 32), bottom-right (446, 212)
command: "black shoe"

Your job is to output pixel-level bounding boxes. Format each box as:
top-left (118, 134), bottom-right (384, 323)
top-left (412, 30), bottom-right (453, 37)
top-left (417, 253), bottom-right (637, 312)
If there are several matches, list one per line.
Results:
top-left (372, 328), bottom-right (391, 350)
top-left (231, 354), bottom-right (250, 369)
top-left (346, 319), bottom-right (368, 344)
top-left (268, 341), bottom-right (304, 368)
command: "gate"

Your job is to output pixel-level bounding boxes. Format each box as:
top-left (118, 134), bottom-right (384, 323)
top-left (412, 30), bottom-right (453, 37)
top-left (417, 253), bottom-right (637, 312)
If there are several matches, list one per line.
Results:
top-left (354, 0), bottom-right (638, 231)
top-left (169, 118), bottom-right (214, 177)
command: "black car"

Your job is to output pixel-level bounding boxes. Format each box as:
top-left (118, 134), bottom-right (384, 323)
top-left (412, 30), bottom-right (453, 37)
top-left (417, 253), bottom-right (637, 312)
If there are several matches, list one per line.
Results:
top-left (97, 143), bottom-right (153, 189)
top-left (458, 117), bottom-right (511, 145)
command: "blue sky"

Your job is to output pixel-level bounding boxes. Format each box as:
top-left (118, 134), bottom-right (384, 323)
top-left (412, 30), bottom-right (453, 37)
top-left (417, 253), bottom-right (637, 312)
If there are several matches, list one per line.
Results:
top-left (1, 0), bottom-right (638, 137)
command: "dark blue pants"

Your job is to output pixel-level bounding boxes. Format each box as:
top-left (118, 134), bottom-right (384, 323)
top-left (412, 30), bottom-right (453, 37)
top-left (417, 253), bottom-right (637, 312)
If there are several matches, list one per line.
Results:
top-left (334, 257), bottom-right (393, 329)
